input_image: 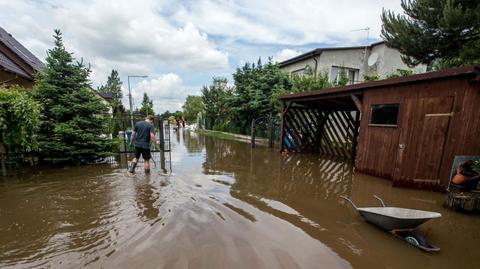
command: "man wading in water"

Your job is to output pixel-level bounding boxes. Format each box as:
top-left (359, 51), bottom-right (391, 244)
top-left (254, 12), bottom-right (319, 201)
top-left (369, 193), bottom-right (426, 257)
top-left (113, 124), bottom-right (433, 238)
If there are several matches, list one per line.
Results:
top-left (128, 115), bottom-right (157, 175)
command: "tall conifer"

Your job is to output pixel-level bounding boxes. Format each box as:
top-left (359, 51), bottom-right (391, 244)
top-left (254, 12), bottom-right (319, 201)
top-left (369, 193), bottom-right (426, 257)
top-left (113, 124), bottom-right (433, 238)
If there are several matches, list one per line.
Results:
top-left (34, 30), bottom-right (113, 164)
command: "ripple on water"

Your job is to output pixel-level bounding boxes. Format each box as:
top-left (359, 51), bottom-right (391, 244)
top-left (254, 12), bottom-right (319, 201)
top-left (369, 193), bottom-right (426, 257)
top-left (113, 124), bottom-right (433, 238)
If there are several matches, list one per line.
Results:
top-left (0, 166), bottom-right (174, 268)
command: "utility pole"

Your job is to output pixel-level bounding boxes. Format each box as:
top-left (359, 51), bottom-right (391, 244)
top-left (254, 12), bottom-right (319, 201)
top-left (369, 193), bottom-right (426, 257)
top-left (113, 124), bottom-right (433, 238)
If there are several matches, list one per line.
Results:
top-left (127, 75), bottom-right (148, 129)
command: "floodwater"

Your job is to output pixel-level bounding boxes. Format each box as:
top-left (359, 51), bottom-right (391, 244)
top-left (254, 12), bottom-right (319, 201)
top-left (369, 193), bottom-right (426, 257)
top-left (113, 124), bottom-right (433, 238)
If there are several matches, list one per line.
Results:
top-left (1, 130), bottom-right (479, 269)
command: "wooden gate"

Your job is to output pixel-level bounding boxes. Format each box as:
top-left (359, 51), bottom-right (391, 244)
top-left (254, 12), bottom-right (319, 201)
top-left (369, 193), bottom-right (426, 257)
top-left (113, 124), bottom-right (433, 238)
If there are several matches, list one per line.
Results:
top-left (394, 96), bottom-right (454, 185)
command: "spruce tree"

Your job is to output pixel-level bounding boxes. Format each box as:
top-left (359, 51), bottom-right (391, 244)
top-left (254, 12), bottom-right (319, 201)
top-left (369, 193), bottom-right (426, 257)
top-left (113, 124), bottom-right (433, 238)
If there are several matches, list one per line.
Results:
top-left (381, 0), bottom-right (480, 69)
top-left (34, 30), bottom-right (113, 164)
top-left (98, 69), bottom-right (124, 135)
top-left (140, 93), bottom-right (154, 116)
top-left (99, 69), bottom-right (123, 111)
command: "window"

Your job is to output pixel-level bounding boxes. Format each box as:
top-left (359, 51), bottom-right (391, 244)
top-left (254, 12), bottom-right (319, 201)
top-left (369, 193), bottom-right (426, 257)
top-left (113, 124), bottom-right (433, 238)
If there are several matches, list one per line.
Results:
top-left (291, 65), bottom-right (313, 77)
top-left (330, 66), bottom-right (359, 85)
top-left (348, 69), bottom-right (356, 85)
top-left (291, 68), bottom-right (306, 76)
top-left (370, 103), bottom-right (400, 126)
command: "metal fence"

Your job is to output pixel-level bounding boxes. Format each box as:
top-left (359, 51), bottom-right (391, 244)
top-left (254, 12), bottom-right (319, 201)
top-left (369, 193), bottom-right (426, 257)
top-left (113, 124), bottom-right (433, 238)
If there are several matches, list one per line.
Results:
top-left (103, 112), bottom-right (171, 153)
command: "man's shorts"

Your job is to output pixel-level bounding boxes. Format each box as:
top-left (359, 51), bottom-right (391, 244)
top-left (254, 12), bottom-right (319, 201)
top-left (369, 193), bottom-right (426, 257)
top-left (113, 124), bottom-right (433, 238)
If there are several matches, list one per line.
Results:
top-left (134, 147), bottom-right (151, 160)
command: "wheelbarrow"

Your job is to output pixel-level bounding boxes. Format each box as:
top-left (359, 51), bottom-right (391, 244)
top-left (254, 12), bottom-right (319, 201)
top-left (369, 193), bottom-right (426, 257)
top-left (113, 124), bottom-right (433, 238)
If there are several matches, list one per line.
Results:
top-left (340, 195), bottom-right (441, 252)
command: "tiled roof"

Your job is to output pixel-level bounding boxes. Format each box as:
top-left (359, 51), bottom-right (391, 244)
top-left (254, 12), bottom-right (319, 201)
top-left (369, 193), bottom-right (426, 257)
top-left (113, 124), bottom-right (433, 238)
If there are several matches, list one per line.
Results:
top-left (0, 26), bottom-right (44, 74)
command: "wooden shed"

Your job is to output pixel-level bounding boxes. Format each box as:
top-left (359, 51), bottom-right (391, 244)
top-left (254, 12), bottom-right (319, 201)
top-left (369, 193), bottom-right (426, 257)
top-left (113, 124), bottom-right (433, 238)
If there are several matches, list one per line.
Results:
top-left (278, 66), bottom-right (480, 191)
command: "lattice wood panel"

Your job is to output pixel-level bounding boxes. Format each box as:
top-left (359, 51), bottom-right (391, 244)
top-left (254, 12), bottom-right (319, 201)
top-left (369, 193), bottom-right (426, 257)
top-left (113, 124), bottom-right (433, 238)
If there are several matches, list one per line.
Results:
top-left (281, 107), bottom-right (359, 159)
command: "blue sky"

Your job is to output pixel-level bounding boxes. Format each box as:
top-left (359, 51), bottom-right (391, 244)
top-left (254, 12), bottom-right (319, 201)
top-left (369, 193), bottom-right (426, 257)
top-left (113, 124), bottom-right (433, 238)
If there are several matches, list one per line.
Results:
top-left (0, 0), bottom-right (403, 113)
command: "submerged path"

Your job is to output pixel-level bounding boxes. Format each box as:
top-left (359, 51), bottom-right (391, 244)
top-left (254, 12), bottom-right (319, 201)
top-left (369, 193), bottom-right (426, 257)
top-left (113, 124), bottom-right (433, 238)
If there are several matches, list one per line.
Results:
top-left (0, 129), bottom-right (479, 268)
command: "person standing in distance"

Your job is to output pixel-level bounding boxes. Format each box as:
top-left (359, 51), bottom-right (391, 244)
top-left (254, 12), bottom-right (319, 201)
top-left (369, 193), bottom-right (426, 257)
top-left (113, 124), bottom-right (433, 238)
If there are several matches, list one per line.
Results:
top-left (128, 115), bottom-right (157, 174)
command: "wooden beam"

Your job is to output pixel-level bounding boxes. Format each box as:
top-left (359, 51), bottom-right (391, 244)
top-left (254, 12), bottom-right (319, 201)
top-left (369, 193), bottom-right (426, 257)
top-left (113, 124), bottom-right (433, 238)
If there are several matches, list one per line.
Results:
top-left (350, 94), bottom-right (363, 113)
top-left (279, 102), bottom-right (287, 152)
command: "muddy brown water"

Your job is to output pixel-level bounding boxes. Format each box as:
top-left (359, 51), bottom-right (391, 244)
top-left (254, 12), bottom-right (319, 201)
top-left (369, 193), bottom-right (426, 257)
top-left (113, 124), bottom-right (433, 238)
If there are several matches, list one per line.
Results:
top-left (1, 130), bottom-right (479, 269)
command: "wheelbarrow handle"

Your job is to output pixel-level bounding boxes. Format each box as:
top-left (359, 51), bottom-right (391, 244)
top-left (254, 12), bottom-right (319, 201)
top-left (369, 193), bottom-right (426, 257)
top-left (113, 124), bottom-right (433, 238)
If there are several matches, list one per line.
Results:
top-left (340, 195), bottom-right (358, 210)
top-left (373, 195), bottom-right (386, 207)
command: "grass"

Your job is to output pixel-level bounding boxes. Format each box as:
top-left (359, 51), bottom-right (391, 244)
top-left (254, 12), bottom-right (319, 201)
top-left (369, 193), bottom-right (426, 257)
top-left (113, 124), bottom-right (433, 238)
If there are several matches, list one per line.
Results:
top-left (199, 129), bottom-right (238, 140)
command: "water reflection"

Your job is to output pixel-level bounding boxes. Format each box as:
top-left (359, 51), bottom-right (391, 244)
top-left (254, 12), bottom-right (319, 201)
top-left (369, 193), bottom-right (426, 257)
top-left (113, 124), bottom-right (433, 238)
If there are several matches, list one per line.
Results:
top-left (133, 175), bottom-right (160, 223)
top-left (0, 167), bottom-right (117, 267)
top-left (196, 134), bottom-right (480, 269)
top-left (1, 131), bottom-right (480, 269)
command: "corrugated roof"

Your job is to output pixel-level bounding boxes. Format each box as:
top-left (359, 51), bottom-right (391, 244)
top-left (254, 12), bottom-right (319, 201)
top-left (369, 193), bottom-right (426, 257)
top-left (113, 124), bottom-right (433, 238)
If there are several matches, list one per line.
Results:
top-left (0, 26), bottom-right (44, 73)
top-left (279, 66), bottom-right (480, 101)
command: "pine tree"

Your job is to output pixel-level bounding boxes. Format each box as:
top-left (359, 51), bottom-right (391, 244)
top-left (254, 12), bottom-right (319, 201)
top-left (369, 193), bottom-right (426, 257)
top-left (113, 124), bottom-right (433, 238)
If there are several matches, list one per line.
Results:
top-left (381, 0), bottom-right (480, 69)
top-left (140, 93), bottom-right (154, 116)
top-left (34, 30), bottom-right (113, 164)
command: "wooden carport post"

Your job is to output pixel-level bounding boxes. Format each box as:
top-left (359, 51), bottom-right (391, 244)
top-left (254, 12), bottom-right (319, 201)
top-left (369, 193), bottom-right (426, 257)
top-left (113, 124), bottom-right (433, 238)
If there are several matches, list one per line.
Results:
top-left (349, 94), bottom-right (362, 159)
top-left (0, 142), bottom-right (6, 177)
top-left (279, 101), bottom-right (292, 152)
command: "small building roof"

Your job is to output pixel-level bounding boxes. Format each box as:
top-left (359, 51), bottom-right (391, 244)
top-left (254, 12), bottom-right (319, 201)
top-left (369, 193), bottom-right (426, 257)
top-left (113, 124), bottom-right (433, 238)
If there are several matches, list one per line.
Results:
top-left (98, 92), bottom-right (113, 102)
top-left (278, 41), bottom-right (385, 68)
top-left (278, 66), bottom-right (480, 111)
top-left (0, 26), bottom-right (44, 79)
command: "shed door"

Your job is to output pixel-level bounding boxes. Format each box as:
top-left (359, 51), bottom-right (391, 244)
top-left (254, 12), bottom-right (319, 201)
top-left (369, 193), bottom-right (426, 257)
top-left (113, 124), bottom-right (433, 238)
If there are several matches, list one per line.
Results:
top-left (394, 96), bottom-right (454, 184)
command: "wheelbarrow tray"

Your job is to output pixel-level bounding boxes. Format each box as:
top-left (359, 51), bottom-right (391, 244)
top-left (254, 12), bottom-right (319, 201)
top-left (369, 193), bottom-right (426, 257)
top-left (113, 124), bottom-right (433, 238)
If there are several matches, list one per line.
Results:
top-left (358, 207), bottom-right (441, 231)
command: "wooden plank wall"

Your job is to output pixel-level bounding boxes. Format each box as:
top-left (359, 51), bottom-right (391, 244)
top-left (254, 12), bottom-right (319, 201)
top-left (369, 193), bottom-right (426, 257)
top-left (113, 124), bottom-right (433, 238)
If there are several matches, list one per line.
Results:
top-left (356, 76), bottom-right (480, 190)
top-left (282, 107), bottom-right (359, 160)
top-left (436, 80), bottom-right (480, 187)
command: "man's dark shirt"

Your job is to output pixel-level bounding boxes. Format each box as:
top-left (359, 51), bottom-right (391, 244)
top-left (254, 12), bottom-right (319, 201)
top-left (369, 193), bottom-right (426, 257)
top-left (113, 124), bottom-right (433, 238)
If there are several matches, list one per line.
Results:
top-left (133, 121), bottom-right (153, 149)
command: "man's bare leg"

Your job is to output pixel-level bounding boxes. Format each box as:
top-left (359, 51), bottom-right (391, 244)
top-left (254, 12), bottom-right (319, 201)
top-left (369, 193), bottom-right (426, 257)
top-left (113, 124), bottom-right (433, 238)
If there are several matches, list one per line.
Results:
top-left (144, 160), bottom-right (150, 173)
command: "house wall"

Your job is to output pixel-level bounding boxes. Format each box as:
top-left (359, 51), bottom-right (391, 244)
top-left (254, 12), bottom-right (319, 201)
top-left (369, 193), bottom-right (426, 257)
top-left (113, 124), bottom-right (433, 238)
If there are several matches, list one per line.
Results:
top-left (0, 70), bottom-right (34, 88)
top-left (280, 58), bottom-right (318, 75)
top-left (318, 49), bottom-right (365, 82)
top-left (355, 76), bottom-right (480, 189)
top-left (376, 45), bottom-right (426, 78)
top-left (280, 43), bottom-right (427, 83)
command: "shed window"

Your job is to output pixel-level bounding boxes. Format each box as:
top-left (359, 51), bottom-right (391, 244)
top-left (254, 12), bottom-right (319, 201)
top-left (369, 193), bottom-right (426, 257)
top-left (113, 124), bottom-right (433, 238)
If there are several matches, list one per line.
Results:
top-left (370, 104), bottom-right (399, 126)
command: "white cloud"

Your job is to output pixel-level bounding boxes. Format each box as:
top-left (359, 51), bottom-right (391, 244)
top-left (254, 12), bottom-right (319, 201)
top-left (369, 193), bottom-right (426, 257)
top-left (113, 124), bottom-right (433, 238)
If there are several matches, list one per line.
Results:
top-left (172, 0), bottom-right (403, 46)
top-left (0, 0), bottom-right (405, 101)
top-left (124, 73), bottom-right (187, 114)
top-left (0, 0), bottom-right (229, 86)
top-left (273, 49), bottom-right (302, 63)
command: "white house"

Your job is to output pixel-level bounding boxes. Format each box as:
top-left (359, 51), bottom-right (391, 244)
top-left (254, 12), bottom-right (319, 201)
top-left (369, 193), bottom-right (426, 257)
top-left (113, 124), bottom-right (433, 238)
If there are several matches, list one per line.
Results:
top-left (278, 41), bottom-right (427, 85)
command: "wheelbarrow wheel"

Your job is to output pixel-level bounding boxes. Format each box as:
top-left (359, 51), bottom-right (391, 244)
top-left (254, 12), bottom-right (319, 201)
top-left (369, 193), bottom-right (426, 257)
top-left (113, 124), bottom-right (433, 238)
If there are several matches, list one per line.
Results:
top-left (405, 232), bottom-right (427, 247)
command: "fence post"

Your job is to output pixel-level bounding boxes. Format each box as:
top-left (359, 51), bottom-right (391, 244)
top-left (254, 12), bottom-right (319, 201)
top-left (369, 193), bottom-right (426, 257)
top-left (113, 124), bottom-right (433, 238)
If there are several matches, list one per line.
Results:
top-left (118, 131), bottom-right (126, 153)
top-left (268, 117), bottom-right (274, 148)
top-left (251, 119), bottom-right (256, 148)
top-left (0, 143), bottom-right (6, 176)
top-left (159, 119), bottom-right (165, 151)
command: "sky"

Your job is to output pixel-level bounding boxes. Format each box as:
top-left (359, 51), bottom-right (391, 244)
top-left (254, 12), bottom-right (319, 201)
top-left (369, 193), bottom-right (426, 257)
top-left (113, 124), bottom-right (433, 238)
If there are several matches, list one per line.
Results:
top-left (0, 0), bottom-right (404, 114)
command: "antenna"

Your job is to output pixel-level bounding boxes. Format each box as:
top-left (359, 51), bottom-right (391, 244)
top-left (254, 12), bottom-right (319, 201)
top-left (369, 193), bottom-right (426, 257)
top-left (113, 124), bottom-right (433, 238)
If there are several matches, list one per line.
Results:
top-left (350, 27), bottom-right (370, 63)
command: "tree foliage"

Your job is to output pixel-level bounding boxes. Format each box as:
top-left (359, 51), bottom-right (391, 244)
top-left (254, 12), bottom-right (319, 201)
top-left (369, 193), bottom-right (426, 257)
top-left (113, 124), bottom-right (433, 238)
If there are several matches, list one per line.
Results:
top-left (0, 86), bottom-right (39, 160)
top-left (201, 77), bottom-right (233, 130)
top-left (182, 95), bottom-right (204, 123)
top-left (98, 69), bottom-right (123, 111)
top-left (33, 29), bottom-right (113, 164)
top-left (230, 59), bottom-right (291, 134)
top-left (140, 92), bottom-right (154, 116)
top-left (381, 0), bottom-right (480, 69)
